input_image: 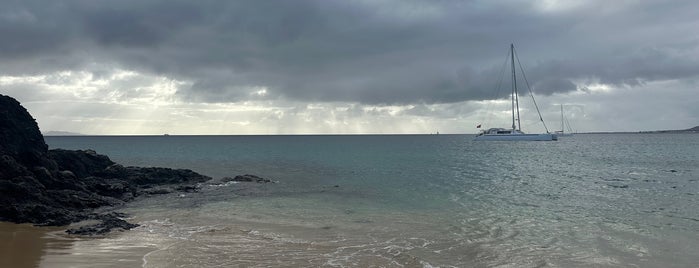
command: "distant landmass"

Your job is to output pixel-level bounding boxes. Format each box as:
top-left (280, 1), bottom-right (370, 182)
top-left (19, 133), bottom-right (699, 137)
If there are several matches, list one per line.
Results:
top-left (42, 131), bottom-right (84, 136)
top-left (584, 126), bottom-right (699, 134)
top-left (642, 125), bottom-right (699, 133)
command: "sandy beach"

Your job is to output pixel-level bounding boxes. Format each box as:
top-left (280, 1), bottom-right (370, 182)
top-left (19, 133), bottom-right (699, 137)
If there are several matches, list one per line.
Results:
top-left (0, 222), bottom-right (158, 268)
top-left (0, 222), bottom-right (62, 268)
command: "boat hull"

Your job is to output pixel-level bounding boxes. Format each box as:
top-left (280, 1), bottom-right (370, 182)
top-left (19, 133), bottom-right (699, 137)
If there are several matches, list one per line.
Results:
top-left (474, 133), bottom-right (557, 141)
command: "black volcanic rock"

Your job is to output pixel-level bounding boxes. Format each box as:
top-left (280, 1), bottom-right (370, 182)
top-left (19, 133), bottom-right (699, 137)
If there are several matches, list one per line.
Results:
top-left (66, 212), bottom-right (140, 235)
top-left (0, 95), bottom-right (52, 168)
top-left (225, 174), bottom-right (274, 183)
top-left (0, 94), bottom-right (212, 234)
top-left (49, 149), bottom-right (115, 179)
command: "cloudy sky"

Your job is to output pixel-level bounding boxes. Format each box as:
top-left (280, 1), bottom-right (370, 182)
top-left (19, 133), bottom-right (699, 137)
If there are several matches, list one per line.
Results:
top-left (1, 0), bottom-right (697, 134)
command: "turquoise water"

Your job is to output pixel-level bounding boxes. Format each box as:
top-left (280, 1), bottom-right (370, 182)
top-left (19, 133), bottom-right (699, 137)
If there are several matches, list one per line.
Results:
top-left (44, 134), bottom-right (699, 267)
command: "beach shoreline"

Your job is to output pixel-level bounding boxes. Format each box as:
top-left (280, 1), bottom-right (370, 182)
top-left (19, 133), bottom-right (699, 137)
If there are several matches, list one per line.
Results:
top-left (0, 222), bottom-right (68, 268)
top-left (0, 221), bottom-right (162, 268)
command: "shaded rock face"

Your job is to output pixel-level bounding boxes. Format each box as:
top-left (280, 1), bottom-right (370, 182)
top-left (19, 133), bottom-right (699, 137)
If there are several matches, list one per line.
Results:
top-left (49, 149), bottom-right (114, 179)
top-left (0, 95), bottom-right (50, 167)
top-left (0, 94), bottom-right (212, 233)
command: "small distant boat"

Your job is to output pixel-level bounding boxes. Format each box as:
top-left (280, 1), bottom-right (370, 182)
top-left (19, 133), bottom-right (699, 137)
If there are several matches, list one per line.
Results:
top-left (475, 44), bottom-right (556, 141)
top-left (554, 104), bottom-right (574, 137)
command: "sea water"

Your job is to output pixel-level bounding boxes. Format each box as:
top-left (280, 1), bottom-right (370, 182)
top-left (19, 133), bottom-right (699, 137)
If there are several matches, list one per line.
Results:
top-left (42, 134), bottom-right (699, 267)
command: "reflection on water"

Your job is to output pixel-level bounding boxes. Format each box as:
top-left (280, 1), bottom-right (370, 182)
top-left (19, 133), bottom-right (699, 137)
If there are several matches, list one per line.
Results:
top-left (39, 230), bottom-right (159, 268)
top-left (0, 222), bottom-right (54, 268)
top-left (0, 222), bottom-right (75, 268)
top-left (0, 222), bottom-right (164, 268)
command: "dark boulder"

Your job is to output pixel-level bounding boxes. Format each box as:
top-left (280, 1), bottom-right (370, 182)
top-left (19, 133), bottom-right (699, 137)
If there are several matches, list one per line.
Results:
top-left (98, 166), bottom-right (210, 186)
top-left (66, 212), bottom-right (139, 235)
top-left (0, 94), bottom-right (214, 234)
top-left (0, 94), bottom-right (52, 168)
top-left (143, 187), bottom-right (175, 195)
top-left (175, 185), bottom-right (199, 192)
top-left (49, 149), bottom-right (115, 179)
top-left (226, 174), bottom-right (274, 183)
top-left (0, 154), bottom-right (31, 179)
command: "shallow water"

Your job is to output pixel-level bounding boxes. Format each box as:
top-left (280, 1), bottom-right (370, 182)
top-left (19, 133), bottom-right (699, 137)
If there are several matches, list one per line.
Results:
top-left (43, 134), bottom-right (699, 267)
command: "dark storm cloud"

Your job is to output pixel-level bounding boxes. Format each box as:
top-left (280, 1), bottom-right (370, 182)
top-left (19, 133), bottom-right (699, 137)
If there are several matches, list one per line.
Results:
top-left (2, 0), bottom-right (699, 104)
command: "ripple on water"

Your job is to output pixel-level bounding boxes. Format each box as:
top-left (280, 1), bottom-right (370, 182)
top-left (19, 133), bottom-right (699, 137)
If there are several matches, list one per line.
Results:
top-left (40, 134), bottom-right (699, 267)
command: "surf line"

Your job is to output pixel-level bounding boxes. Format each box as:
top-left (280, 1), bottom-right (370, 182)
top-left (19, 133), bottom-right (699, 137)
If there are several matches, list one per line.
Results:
top-left (142, 241), bottom-right (184, 268)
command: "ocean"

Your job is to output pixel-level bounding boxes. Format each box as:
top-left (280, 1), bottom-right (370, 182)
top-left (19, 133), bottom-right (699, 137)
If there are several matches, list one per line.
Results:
top-left (36, 134), bottom-right (699, 267)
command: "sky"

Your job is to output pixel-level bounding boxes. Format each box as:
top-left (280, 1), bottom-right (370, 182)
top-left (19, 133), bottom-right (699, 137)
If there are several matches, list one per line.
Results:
top-left (1, 0), bottom-right (698, 135)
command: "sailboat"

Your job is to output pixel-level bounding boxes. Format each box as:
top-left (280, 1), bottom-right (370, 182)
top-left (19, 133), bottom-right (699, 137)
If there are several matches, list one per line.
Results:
top-left (554, 104), bottom-right (574, 137)
top-left (475, 44), bottom-right (557, 141)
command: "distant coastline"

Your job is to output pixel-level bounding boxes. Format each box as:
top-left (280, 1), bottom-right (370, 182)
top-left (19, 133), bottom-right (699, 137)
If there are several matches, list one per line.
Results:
top-left (42, 131), bottom-right (85, 136)
top-left (582, 126), bottom-right (699, 134)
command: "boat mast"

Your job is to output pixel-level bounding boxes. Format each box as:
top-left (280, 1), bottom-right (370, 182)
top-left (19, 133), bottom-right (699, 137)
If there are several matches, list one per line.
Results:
top-left (560, 104), bottom-right (564, 133)
top-left (511, 44), bottom-right (521, 131)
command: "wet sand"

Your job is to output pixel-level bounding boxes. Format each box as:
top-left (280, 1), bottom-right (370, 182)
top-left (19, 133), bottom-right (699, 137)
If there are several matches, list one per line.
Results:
top-left (0, 222), bottom-right (61, 268)
top-left (0, 222), bottom-right (157, 268)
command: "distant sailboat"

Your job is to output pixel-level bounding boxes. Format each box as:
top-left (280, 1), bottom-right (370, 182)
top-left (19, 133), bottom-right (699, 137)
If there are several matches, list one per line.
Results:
top-left (475, 44), bottom-right (556, 141)
top-left (554, 104), bottom-right (574, 137)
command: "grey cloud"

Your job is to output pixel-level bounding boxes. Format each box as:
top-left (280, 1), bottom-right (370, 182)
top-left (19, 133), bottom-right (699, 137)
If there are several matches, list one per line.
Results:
top-left (0, 2), bottom-right (70, 58)
top-left (531, 78), bottom-right (577, 95)
top-left (401, 102), bottom-right (480, 119)
top-left (2, 0), bottom-right (699, 105)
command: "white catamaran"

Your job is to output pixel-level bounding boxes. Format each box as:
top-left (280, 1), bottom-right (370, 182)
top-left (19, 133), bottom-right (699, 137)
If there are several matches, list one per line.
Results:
top-left (475, 44), bottom-right (557, 141)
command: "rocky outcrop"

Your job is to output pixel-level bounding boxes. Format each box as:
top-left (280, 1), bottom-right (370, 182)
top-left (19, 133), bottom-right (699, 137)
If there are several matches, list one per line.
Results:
top-left (65, 212), bottom-right (140, 235)
top-left (0, 94), bottom-right (212, 234)
top-left (223, 174), bottom-right (276, 183)
top-left (0, 94), bottom-right (53, 170)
